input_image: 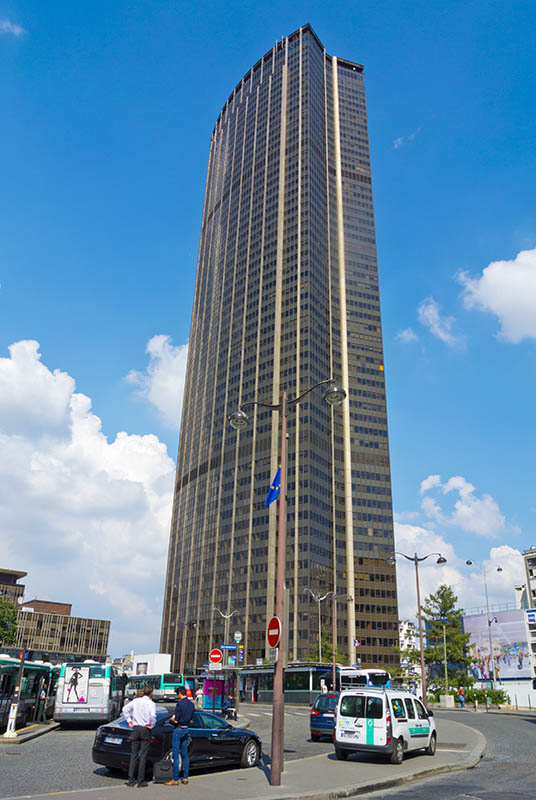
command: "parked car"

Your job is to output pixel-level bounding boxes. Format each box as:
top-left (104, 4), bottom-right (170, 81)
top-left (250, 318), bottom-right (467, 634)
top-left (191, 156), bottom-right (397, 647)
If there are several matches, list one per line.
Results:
top-left (92, 707), bottom-right (261, 774)
top-left (333, 688), bottom-right (436, 764)
top-left (310, 692), bottom-right (339, 741)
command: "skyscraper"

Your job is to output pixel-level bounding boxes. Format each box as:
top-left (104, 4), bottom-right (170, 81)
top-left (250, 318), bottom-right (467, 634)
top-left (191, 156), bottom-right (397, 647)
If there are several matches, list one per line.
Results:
top-left (161, 24), bottom-right (398, 671)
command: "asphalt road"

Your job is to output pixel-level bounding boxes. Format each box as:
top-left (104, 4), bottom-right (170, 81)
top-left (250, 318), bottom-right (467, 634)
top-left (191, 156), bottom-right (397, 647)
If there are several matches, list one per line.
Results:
top-left (0, 705), bottom-right (313, 798)
top-left (357, 709), bottom-right (536, 800)
top-left (0, 707), bottom-right (534, 800)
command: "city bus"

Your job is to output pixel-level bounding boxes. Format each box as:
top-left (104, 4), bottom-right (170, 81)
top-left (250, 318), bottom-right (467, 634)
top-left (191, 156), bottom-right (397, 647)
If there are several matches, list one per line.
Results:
top-left (0, 656), bottom-right (59, 730)
top-left (339, 667), bottom-right (392, 690)
top-left (125, 673), bottom-right (192, 702)
top-left (54, 661), bottom-right (126, 724)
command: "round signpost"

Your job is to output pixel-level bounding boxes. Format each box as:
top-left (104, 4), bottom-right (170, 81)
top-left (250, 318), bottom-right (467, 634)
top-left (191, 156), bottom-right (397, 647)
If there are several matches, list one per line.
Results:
top-left (209, 648), bottom-right (223, 664)
top-left (267, 616), bottom-right (282, 649)
top-left (234, 630), bottom-right (242, 643)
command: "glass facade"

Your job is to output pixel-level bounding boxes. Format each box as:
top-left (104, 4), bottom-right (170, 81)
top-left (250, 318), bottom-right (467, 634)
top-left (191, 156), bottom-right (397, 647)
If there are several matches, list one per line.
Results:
top-left (161, 25), bottom-right (398, 671)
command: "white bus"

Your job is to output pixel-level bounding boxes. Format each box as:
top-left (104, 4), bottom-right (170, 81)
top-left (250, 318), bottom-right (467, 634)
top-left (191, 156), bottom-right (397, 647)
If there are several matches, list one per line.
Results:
top-left (339, 667), bottom-right (391, 690)
top-left (54, 661), bottom-right (126, 724)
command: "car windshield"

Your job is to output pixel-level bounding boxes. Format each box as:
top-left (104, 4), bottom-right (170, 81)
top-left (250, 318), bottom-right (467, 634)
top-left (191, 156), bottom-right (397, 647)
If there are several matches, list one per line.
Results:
top-left (313, 695), bottom-right (338, 712)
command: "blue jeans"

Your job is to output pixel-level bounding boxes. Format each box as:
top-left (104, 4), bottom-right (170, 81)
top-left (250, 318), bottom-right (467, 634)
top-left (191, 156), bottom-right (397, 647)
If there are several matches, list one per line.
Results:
top-left (172, 727), bottom-right (190, 781)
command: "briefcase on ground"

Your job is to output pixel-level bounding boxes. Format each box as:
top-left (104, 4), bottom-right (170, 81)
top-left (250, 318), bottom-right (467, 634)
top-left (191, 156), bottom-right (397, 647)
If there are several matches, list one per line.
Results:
top-left (153, 752), bottom-right (174, 783)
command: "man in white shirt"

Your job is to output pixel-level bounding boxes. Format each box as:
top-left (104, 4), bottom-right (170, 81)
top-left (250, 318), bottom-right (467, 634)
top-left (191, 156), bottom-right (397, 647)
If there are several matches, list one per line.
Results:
top-left (122, 685), bottom-right (157, 787)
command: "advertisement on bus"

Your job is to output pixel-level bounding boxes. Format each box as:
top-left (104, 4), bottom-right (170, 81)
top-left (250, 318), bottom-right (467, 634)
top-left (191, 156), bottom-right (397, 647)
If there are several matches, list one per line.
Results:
top-left (463, 608), bottom-right (530, 681)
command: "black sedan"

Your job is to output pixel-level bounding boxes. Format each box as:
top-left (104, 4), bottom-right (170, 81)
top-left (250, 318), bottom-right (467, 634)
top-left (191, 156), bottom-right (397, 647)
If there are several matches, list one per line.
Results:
top-left (92, 708), bottom-right (261, 775)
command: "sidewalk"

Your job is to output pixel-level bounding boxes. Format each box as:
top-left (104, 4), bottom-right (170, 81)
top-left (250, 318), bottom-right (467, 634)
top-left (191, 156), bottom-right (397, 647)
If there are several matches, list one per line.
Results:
top-left (5, 717), bottom-right (485, 800)
top-left (1, 721), bottom-right (60, 744)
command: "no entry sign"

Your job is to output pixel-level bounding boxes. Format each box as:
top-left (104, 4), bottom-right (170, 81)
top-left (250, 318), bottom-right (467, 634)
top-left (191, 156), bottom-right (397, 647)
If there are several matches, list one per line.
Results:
top-left (267, 616), bottom-right (282, 649)
top-left (209, 648), bottom-right (223, 664)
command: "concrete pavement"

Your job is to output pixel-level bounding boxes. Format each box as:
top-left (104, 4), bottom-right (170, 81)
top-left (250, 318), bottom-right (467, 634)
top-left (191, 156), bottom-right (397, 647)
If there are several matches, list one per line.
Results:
top-left (2, 717), bottom-right (485, 800)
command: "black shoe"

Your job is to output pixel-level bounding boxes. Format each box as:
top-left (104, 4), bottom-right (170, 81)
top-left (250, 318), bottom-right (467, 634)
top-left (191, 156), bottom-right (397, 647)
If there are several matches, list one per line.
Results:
top-left (137, 782), bottom-right (148, 788)
top-left (126, 780), bottom-right (136, 787)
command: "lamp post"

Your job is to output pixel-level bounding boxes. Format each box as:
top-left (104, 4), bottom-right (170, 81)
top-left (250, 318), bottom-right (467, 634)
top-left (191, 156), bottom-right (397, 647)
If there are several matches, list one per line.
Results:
top-left (303, 588), bottom-right (334, 664)
top-left (465, 560), bottom-right (502, 689)
top-left (229, 378), bottom-right (346, 786)
top-left (331, 593), bottom-right (353, 691)
top-left (388, 552), bottom-right (447, 706)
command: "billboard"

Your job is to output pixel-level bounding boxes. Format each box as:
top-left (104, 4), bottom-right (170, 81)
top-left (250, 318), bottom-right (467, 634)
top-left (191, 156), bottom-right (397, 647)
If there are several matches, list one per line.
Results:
top-left (463, 608), bottom-right (530, 680)
top-left (62, 665), bottom-right (90, 704)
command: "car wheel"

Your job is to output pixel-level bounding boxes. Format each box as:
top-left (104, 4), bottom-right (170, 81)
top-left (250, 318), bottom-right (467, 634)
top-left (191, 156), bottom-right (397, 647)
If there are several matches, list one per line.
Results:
top-left (390, 737), bottom-right (404, 765)
top-left (240, 739), bottom-right (259, 768)
top-left (311, 733), bottom-right (320, 742)
top-left (335, 747), bottom-right (348, 761)
top-left (425, 732), bottom-right (436, 756)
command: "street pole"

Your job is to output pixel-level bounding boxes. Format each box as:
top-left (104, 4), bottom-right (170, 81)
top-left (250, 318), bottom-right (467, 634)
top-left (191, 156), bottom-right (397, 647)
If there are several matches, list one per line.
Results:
top-left (483, 569), bottom-right (495, 690)
top-left (318, 598), bottom-right (322, 664)
top-left (3, 651), bottom-right (26, 739)
top-left (270, 391), bottom-right (287, 786)
top-left (332, 597), bottom-right (336, 691)
top-left (414, 555), bottom-right (427, 706)
top-left (443, 624), bottom-right (448, 697)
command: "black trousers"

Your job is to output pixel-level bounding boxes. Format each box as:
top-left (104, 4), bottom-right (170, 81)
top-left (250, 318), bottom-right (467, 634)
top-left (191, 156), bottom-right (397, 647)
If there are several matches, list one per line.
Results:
top-left (128, 726), bottom-right (152, 781)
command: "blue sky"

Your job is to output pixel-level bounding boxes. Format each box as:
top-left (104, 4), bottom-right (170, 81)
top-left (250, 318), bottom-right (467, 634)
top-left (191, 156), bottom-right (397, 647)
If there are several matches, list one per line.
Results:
top-left (1, 1), bottom-right (535, 654)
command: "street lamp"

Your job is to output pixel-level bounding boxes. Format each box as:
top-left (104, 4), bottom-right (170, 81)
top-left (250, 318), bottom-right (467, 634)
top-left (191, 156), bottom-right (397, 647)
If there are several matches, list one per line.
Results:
top-left (229, 377), bottom-right (346, 786)
top-left (303, 588), bottom-right (333, 664)
top-left (330, 592), bottom-right (353, 691)
top-left (388, 551), bottom-right (447, 706)
top-left (465, 560), bottom-right (503, 689)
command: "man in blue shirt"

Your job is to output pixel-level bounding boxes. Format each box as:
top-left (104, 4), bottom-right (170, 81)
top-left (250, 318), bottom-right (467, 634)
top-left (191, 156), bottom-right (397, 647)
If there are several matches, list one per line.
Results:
top-left (165, 687), bottom-right (195, 785)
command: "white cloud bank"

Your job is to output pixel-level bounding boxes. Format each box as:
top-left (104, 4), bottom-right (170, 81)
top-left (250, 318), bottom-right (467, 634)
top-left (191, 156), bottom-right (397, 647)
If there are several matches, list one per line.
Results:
top-left (126, 335), bottom-right (188, 429)
top-left (0, 19), bottom-right (26, 37)
top-left (419, 473), bottom-right (507, 537)
top-left (394, 522), bottom-right (524, 620)
top-left (0, 340), bottom-right (175, 655)
top-left (458, 247), bottom-right (536, 343)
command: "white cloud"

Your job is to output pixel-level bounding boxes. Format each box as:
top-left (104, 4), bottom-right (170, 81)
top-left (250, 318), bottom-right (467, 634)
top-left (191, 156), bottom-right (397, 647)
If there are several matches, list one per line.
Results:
top-left (420, 474), bottom-right (441, 494)
top-left (419, 473), bottom-right (507, 537)
top-left (126, 335), bottom-right (188, 429)
top-left (393, 127), bottom-right (422, 149)
top-left (417, 297), bottom-right (463, 347)
top-left (0, 340), bottom-right (175, 655)
top-left (396, 327), bottom-right (419, 344)
top-left (394, 524), bottom-right (524, 621)
top-left (458, 248), bottom-right (536, 343)
top-left (0, 19), bottom-right (26, 37)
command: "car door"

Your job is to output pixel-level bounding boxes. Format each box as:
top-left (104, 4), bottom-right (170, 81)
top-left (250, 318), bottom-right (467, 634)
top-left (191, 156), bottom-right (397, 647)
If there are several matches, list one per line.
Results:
top-left (389, 697), bottom-right (411, 746)
top-left (186, 711), bottom-right (208, 765)
top-left (364, 695), bottom-right (386, 746)
top-left (403, 697), bottom-right (420, 751)
top-left (336, 692), bottom-right (366, 745)
top-left (199, 711), bottom-right (242, 763)
top-left (412, 698), bottom-right (432, 745)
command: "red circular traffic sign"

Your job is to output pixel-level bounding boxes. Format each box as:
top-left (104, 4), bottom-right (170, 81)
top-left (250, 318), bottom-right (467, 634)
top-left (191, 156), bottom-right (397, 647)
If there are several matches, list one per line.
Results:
top-left (267, 616), bottom-right (282, 648)
top-left (209, 648), bottom-right (223, 664)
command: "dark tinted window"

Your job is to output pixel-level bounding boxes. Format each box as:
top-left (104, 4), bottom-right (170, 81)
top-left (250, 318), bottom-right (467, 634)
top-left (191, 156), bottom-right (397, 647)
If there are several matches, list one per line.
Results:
top-left (163, 674), bottom-right (181, 684)
top-left (366, 696), bottom-right (383, 719)
top-left (414, 699), bottom-right (428, 720)
top-left (313, 695), bottom-right (338, 712)
top-left (368, 672), bottom-right (390, 686)
top-left (200, 712), bottom-right (229, 730)
top-left (191, 712), bottom-right (204, 729)
top-left (339, 695), bottom-right (365, 717)
top-left (404, 699), bottom-right (415, 719)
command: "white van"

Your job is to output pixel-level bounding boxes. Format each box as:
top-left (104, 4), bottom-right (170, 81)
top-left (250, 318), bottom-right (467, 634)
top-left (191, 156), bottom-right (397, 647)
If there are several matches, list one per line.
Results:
top-left (334, 688), bottom-right (437, 764)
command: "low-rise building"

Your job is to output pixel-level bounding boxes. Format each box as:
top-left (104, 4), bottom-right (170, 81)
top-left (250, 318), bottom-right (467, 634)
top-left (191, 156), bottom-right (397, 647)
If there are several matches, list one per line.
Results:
top-left (0, 569), bottom-right (26, 604)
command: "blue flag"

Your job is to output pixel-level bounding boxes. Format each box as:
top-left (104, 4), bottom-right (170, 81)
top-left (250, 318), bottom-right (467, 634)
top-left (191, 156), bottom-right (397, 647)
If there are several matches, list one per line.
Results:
top-left (264, 466), bottom-right (281, 506)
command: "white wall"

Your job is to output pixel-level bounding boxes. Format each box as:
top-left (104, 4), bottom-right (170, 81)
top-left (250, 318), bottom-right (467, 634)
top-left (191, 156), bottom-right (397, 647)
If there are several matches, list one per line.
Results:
top-left (132, 653), bottom-right (171, 676)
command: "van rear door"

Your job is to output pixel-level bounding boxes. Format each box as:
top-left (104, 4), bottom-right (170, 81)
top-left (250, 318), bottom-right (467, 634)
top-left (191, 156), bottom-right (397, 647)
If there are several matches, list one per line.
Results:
top-left (336, 693), bottom-right (386, 747)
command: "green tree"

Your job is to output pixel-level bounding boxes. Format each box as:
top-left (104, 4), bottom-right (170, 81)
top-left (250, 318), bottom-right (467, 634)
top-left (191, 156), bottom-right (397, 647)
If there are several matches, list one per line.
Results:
top-left (305, 632), bottom-right (349, 665)
top-left (0, 598), bottom-right (18, 646)
top-left (420, 584), bottom-right (473, 688)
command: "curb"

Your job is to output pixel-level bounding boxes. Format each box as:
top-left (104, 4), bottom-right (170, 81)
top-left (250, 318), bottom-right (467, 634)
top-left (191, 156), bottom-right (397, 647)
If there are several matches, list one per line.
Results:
top-left (250, 724), bottom-right (487, 800)
top-left (1, 722), bottom-right (60, 745)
